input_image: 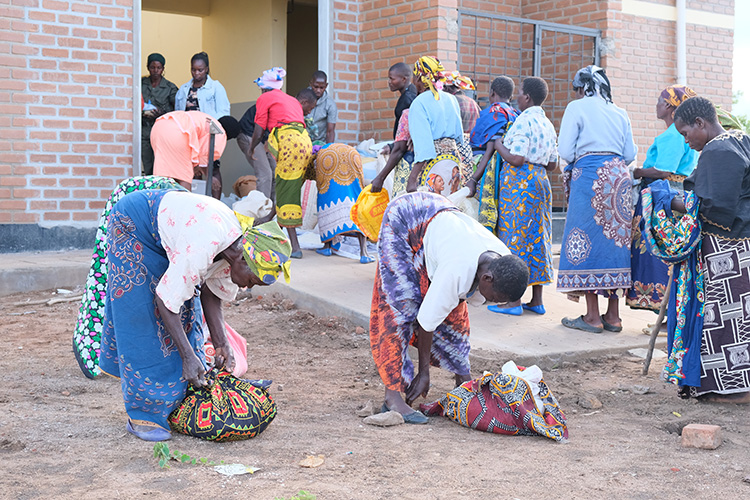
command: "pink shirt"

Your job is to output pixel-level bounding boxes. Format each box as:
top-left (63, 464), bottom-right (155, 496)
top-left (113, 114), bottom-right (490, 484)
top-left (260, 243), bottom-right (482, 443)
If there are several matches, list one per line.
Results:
top-left (255, 89), bottom-right (305, 130)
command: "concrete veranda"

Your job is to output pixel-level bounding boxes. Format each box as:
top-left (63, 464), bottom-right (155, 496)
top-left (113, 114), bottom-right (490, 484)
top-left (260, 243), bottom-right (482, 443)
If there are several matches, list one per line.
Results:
top-left (1, 246), bottom-right (664, 369)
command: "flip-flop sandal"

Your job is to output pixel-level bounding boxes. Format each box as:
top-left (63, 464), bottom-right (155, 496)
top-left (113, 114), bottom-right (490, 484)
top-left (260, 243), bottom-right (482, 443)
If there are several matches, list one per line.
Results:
top-left (127, 420), bottom-right (171, 442)
top-left (315, 247), bottom-right (333, 256)
top-left (600, 315), bottom-right (623, 332)
top-left (381, 403), bottom-right (428, 424)
top-left (561, 315), bottom-right (603, 333)
top-left (360, 255), bottom-right (375, 264)
top-left (290, 250), bottom-right (303, 259)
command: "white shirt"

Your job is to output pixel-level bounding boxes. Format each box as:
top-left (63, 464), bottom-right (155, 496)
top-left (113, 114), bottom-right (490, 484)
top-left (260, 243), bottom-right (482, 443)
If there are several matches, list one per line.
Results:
top-left (417, 211), bottom-right (510, 332)
top-left (155, 191), bottom-right (242, 313)
top-left (557, 96), bottom-right (637, 164)
top-left (503, 106), bottom-right (558, 165)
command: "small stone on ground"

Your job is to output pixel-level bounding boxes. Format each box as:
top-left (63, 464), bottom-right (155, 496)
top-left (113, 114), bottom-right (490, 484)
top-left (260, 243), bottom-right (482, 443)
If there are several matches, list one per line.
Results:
top-left (577, 393), bottom-right (602, 410)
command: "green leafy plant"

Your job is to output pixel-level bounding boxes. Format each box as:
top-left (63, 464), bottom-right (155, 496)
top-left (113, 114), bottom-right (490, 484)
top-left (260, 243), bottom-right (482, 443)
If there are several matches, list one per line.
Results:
top-left (153, 442), bottom-right (225, 468)
top-left (274, 491), bottom-right (317, 500)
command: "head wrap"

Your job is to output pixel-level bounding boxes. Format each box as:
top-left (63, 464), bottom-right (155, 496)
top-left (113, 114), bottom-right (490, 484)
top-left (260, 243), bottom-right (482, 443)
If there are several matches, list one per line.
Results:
top-left (234, 213), bottom-right (292, 285)
top-left (441, 71), bottom-right (476, 91)
top-left (147, 53), bottom-right (165, 66)
top-left (660, 84), bottom-right (697, 108)
top-left (254, 67), bottom-right (286, 90)
top-left (716, 105), bottom-right (744, 131)
top-left (572, 65), bottom-right (612, 103)
top-left (413, 56), bottom-right (446, 100)
top-left (426, 173), bottom-right (441, 193)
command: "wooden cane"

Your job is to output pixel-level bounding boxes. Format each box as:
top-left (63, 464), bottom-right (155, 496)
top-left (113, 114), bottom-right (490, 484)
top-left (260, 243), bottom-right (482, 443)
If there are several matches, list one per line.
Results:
top-left (205, 119), bottom-right (224, 196)
top-left (642, 270), bottom-right (673, 375)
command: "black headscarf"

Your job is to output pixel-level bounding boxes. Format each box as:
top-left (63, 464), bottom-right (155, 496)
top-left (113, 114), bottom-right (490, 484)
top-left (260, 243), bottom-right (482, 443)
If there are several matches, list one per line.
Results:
top-left (572, 65), bottom-right (612, 103)
top-left (147, 53), bottom-right (165, 66)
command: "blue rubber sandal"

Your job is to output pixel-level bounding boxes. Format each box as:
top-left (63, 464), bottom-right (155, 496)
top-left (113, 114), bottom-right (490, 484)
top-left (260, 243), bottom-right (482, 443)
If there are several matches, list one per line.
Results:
top-left (381, 403), bottom-right (428, 424)
top-left (290, 250), bottom-right (303, 259)
top-left (127, 419), bottom-right (171, 442)
top-left (316, 247), bottom-right (333, 256)
top-left (487, 304), bottom-right (523, 316)
top-left (522, 303), bottom-right (546, 315)
top-left (360, 255), bottom-right (375, 264)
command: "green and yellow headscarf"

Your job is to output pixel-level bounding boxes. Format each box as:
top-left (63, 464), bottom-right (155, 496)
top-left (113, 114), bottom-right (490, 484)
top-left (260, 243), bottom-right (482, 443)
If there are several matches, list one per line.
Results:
top-left (234, 213), bottom-right (292, 285)
top-left (414, 56), bottom-right (446, 100)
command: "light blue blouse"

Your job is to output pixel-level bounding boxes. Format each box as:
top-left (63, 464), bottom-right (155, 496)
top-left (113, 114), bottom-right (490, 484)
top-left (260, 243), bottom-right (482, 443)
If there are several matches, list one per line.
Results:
top-left (175, 75), bottom-right (231, 119)
top-left (408, 90), bottom-right (464, 163)
top-left (557, 96), bottom-right (637, 164)
top-left (642, 123), bottom-right (698, 176)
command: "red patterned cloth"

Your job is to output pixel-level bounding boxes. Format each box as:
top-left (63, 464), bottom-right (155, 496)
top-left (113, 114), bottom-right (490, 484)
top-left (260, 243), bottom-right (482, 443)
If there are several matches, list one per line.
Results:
top-left (420, 369), bottom-right (568, 441)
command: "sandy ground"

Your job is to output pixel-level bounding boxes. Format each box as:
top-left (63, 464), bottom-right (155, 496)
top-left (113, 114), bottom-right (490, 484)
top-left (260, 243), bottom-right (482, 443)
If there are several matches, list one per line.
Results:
top-left (1, 289), bottom-right (749, 500)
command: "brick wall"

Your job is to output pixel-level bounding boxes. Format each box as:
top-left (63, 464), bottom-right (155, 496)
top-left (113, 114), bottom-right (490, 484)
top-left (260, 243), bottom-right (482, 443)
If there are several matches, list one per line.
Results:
top-left (331, 0), bottom-right (361, 144)
top-left (0, 0), bottom-right (134, 230)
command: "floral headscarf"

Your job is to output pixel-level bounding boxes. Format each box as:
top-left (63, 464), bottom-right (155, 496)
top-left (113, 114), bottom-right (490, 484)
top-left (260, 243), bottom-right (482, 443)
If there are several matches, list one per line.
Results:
top-left (254, 67), bottom-right (286, 90)
top-left (442, 71), bottom-right (476, 91)
top-left (414, 56), bottom-right (446, 100)
top-left (572, 65), bottom-right (612, 103)
top-left (660, 84), bottom-right (697, 108)
top-left (235, 213), bottom-right (292, 284)
top-left (426, 173), bottom-right (441, 193)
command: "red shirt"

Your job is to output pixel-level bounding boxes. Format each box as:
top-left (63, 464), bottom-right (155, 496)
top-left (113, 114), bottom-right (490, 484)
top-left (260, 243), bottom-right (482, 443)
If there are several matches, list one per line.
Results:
top-left (254, 89), bottom-right (304, 130)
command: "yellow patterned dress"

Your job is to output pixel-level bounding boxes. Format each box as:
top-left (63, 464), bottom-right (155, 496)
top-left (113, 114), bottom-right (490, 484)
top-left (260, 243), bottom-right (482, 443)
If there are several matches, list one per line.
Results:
top-left (268, 123), bottom-right (313, 227)
top-left (313, 143), bottom-right (365, 242)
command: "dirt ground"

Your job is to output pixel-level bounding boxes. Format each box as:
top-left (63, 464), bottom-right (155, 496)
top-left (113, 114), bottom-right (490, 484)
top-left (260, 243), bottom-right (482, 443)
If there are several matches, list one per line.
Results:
top-left (1, 289), bottom-right (749, 500)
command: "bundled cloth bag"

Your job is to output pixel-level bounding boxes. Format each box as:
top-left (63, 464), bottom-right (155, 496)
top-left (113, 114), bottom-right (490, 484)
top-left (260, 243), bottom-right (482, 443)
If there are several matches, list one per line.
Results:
top-left (169, 369), bottom-right (276, 442)
top-left (420, 361), bottom-right (568, 442)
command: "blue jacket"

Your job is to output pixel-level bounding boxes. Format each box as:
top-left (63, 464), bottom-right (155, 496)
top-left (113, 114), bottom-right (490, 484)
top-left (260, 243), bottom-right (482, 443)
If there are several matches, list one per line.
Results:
top-left (175, 75), bottom-right (231, 119)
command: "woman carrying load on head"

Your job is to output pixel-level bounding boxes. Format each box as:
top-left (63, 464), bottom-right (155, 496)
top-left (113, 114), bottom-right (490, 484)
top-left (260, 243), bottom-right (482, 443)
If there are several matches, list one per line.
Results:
top-left (627, 85), bottom-right (699, 313)
top-left (100, 189), bottom-right (292, 441)
top-left (248, 67), bottom-right (313, 259)
top-left (405, 56), bottom-right (465, 194)
top-left (369, 192), bottom-right (529, 424)
top-left (556, 65), bottom-right (638, 334)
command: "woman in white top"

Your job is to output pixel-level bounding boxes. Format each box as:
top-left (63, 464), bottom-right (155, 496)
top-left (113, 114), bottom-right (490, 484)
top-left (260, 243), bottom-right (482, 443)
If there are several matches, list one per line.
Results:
top-left (369, 192), bottom-right (529, 423)
top-left (556, 65), bottom-right (638, 334)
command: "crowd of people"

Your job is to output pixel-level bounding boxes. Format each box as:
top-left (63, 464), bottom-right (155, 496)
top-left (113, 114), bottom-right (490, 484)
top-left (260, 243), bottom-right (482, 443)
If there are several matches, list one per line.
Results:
top-left (73, 50), bottom-right (750, 442)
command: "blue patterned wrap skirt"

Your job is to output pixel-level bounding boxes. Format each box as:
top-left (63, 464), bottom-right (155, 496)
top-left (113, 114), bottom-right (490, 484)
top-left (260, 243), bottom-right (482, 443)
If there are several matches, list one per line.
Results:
top-left (99, 190), bottom-right (205, 431)
top-left (557, 153), bottom-right (633, 295)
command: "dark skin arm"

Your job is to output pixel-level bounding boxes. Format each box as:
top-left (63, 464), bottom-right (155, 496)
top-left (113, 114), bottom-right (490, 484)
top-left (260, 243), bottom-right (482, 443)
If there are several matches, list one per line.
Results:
top-left (248, 125), bottom-right (264, 161)
top-left (156, 295), bottom-right (208, 388)
top-left (200, 284), bottom-right (235, 373)
top-left (467, 141), bottom-right (495, 197)
top-left (325, 122), bottom-right (336, 144)
top-left (671, 196), bottom-right (686, 213)
top-left (633, 167), bottom-right (671, 180)
top-left (371, 140), bottom-right (407, 193)
top-left (405, 323), bottom-right (433, 405)
top-left (494, 138), bottom-right (525, 167)
top-left (407, 160), bottom-right (426, 193)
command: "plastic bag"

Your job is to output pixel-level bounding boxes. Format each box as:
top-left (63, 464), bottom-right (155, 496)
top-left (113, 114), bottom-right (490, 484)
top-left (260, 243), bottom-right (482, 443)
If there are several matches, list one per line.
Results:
top-left (350, 184), bottom-right (390, 242)
top-left (168, 369), bottom-right (276, 442)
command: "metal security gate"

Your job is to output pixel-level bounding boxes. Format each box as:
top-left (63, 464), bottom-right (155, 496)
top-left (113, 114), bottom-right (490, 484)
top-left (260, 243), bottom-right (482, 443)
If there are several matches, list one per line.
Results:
top-left (457, 10), bottom-right (600, 209)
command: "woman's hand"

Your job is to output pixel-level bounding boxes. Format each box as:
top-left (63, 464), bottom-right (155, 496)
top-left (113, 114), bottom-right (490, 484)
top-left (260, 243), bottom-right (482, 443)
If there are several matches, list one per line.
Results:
top-left (370, 173), bottom-right (385, 193)
top-left (466, 177), bottom-right (478, 197)
top-left (182, 354), bottom-right (208, 388)
top-left (405, 370), bottom-right (430, 405)
top-left (213, 343), bottom-right (236, 373)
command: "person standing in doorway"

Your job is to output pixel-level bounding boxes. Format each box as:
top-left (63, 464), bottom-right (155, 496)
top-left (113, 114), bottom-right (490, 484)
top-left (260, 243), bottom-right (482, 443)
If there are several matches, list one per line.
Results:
top-left (141, 53), bottom-right (178, 175)
top-left (306, 70), bottom-right (337, 144)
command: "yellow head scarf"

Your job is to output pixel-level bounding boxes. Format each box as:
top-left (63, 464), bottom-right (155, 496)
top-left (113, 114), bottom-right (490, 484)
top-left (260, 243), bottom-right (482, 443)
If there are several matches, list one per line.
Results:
top-left (234, 213), bottom-right (292, 285)
top-left (413, 56), bottom-right (446, 100)
top-left (441, 70), bottom-right (476, 91)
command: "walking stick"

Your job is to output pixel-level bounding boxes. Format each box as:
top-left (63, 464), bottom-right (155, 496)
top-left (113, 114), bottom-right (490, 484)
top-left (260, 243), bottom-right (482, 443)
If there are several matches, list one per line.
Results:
top-left (642, 269), bottom-right (673, 375)
top-left (205, 118), bottom-right (224, 196)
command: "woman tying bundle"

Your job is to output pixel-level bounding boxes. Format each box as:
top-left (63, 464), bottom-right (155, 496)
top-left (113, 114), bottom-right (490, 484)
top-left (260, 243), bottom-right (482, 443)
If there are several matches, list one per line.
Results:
top-left (557, 65), bottom-right (637, 333)
top-left (249, 67), bottom-right (313, 258)
top-left (627, 85), bottom-right (698, 313)
top-left (100, 189), bottom-right (292, 441)
top-left (369, 192), bottom-right (529, 423)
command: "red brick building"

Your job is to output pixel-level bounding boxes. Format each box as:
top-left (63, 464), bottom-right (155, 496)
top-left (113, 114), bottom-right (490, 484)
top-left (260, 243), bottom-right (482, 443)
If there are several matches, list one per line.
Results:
top-left (0, 0), bottom-right (735, 251)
